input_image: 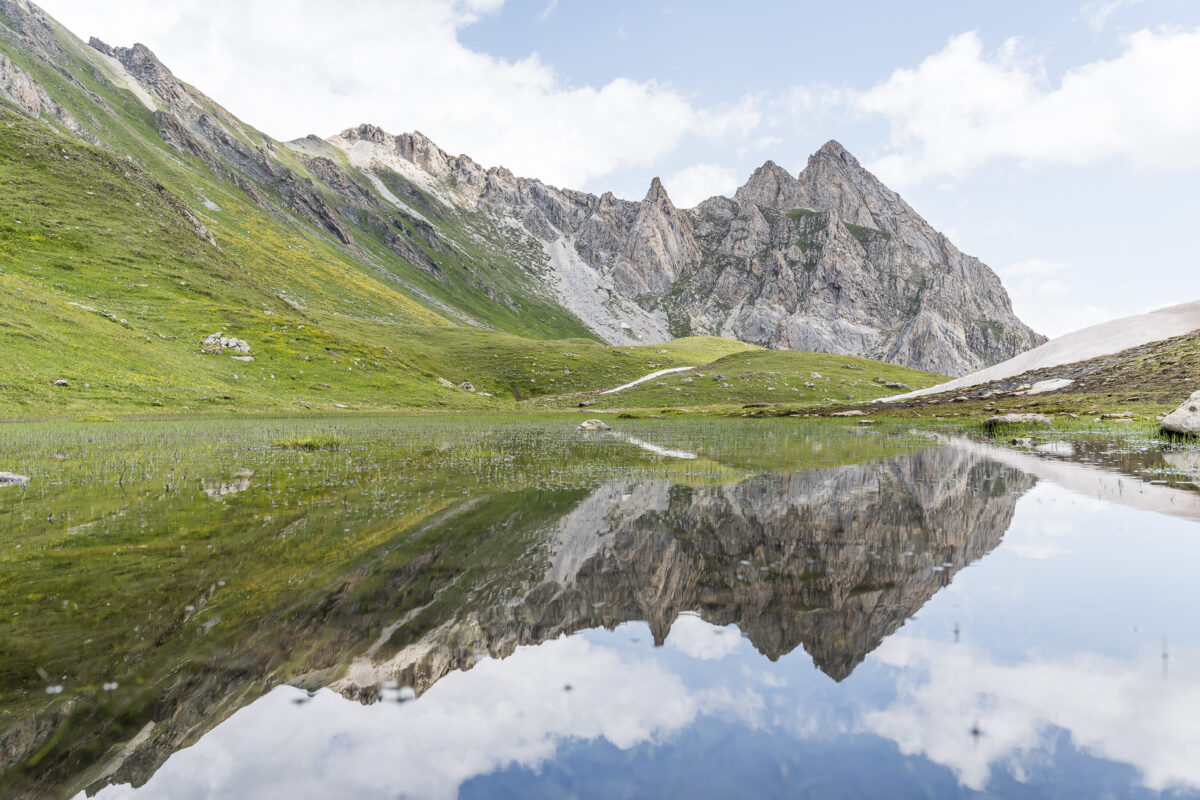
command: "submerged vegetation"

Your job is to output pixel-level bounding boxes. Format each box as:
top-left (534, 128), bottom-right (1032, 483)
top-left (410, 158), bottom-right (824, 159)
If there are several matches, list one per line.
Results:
top-left (1, 414), bottom-right (1196, 796)
top-left (0, 415), bottom-right (938, 795)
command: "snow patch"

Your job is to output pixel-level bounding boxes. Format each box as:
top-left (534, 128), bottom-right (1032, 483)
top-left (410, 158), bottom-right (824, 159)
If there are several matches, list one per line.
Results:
top-left (1023, 378), bottom-right (1074, 395)
top-left (879, 301), bottom-right (1200, 402)
top-left (601, 366), bottom-right (696, 395)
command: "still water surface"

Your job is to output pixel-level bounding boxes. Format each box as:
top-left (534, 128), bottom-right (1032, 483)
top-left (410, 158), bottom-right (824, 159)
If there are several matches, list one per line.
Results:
top-left (1, 418), bottom-right (1198, 798)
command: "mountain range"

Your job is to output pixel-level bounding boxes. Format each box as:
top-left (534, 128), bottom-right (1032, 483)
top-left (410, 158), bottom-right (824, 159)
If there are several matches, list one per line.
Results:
top-left (0, 0), bottom-right (1043, 408)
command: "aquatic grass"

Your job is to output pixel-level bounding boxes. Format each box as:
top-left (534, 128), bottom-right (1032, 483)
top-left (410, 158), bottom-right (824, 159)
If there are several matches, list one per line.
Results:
top-left (273, 433), bottom-right (344, 451)
top-left (0, 413), bottom-right (1190, 795)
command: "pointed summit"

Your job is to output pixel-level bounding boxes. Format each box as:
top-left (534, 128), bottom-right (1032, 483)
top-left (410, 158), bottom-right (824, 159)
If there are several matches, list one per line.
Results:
top-left (811, 139), bottom-right (861, 168)
top-left (339, 123), bottom-right (391, 145)
top-left (643, 176), bottom-right (674, 207)
top-left (796, 138), bottom-right (909, 234)
top-left (734, 159), bottom-right (803, 209)
top-left (112, 43), bottom-right (193, 108)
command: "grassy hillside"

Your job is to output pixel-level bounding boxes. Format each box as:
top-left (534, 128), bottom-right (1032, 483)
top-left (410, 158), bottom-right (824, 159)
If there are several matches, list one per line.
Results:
top-left (0, 10), bottom-right (593, 342)
top-left (852, 330), bottom-right (1200, 429)
top-left (0, 11), bottom-right (958, 422)
top-left (545, 349), bottom-right (946, 410)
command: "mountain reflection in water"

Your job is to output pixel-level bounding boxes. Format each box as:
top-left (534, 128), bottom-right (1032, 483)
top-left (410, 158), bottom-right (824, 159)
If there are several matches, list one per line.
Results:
top-left (1, 426), bottom-right (1194, 799)
top-left (330, 446), bottom-right (1032, 701)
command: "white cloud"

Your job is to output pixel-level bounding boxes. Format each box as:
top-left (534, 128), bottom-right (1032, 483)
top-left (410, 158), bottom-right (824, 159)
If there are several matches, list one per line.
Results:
top-left (666, 612), bottom-right (742, 660)
top-left (39, 0), bottom-right (755, 189)
top-left (998, 259), bottom-right (1112, 337)
top-left (104, 633), bottom-right (714, 800)
top-left (858, 28), bottom-right (1200, 186)
top-left (664, 163), bottom-right (740, 208)
top-left (97, 625), bottom-right (759, 800)
top-left (865, 636), bottom-right (1200, 793)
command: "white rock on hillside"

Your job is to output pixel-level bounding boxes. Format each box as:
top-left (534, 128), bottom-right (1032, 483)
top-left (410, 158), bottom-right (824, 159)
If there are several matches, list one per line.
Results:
top-left (201, 333), bottom-right (252, 355)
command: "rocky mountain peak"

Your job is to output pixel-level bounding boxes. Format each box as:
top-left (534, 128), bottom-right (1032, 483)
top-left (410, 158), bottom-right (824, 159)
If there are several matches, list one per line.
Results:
top-left (643, 176), bottom-right (674, 207)
top-left (395, 130), bottom-right (460, 181)
top-left (794, 139), bottom-right (911, 234)
top-left (87, 36), bottom-right (114, 57)
top-left (811, 139), bottom-right (860, 168)
top-left (733, 159), bottom-right (803, 209)
top-left (108, 42), bottom-right (195, 109)
top-left (339, 123), bottom-right (391, 146)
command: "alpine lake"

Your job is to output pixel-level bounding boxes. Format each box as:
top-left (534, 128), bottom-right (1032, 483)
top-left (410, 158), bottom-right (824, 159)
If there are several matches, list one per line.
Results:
top-left (2, 415), bottom-right (1199, 799)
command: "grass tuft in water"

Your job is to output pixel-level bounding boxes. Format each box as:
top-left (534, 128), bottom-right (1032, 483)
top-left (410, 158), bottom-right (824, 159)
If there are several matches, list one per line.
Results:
top-left (273, 433), bottom-right (344, 451)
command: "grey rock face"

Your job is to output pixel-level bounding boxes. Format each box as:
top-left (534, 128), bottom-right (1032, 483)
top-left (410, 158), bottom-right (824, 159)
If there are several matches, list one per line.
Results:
top-left (328, 126), bottom-right (1042, 375)
top-left (0, 50), bottom-right (91, 139)
top-left (679, 141), bottom-right (1045, 375)
top-left (1161, 390), bottom-right (1200, 437)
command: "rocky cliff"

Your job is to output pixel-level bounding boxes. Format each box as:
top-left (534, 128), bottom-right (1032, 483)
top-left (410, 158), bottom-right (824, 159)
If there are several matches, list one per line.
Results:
top-left (327, 125), bottom-right (1043, 374)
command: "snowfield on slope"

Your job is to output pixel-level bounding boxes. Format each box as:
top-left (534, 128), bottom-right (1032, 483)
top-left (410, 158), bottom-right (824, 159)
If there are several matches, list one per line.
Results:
top-left (878, 301), bottom-right (1200, 402)
top-left (600, 366), bottom-right (696, 395)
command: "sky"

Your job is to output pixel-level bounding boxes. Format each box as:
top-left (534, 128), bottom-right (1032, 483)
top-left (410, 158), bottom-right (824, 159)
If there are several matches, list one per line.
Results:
top-left (36, 0), bottom-right (1200, 337)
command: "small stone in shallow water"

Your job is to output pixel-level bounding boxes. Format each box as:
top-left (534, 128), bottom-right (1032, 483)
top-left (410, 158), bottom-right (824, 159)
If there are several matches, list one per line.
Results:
top-left (577, 419), bottom-right (611, 431)
top-left (0, 472), bottom-right (30, 488)
top-left (984, 413), bottom-right (1052, 431)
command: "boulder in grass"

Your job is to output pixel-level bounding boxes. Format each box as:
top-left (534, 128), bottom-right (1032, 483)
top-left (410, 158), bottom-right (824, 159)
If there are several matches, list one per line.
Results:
top-left (831, 410), bottom-right (865, 417)
top-left (0, 472), bottom-right (30, 488)
top-left (201, 333), bottom-right (252, 355)
top-left (984, 413), bottom-right (1052, 431)
top-left (577, 419), bottom-right (611, 431)
top-left (1161, 391), bottom-right (1200, 437)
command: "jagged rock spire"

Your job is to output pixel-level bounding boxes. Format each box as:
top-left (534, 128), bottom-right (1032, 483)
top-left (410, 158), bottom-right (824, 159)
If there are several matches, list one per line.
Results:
top-left (643, 176), bottom-right (674, 206)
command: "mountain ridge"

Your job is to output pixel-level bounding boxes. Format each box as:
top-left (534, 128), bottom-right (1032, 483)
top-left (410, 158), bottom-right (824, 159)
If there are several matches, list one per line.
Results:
top-left (323, 119), bottom-right (1043, 374)
top-left (0, 0), bottom-right (1041, 397)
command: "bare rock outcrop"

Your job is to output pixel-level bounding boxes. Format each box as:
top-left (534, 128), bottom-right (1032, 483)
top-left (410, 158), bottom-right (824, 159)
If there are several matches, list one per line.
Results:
top-left (1162, 390), bottom-right (1200, 437)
